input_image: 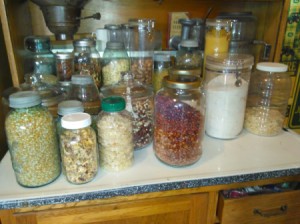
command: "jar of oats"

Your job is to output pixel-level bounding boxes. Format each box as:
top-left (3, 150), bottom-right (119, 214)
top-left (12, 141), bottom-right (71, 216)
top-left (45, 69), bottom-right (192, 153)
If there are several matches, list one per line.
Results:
top-left (5, 91), bottom-right (61, 187)
top-left (97, 96), bottom-right (134, 171)
top-left (60, 113), bottom-right (98, 184)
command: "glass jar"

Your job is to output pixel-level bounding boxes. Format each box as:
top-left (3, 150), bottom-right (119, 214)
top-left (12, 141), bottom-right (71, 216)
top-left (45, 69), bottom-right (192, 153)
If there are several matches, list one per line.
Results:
top-left (55, 52), bottom-right (74, 81)
top-left (154, 75), bottom-right (205, 167)
top-left (176, 39), bottom-right (202, 70)
top-left (128, 18), bottom-right (155, 86)
top-left (73, 38), bottom-right (102, 88)
top-left (101, 71), bottom-right (154, 150)
top-left (244, 62), bottom-right (291, 136)
top-left (97, 96), bottom-right (134, 171)
top-left (104, 24), bottom-right (123, 42)
top-left (60, 112), bottom-right (98, 184)
top-left (5, 91), bottom-right (61, 187)
top-left (24, 35), bottom-right (56, 76)
top-left (121, 23), bottom-right (134, 52)
top-left (102, 41), bottom-right (130, 86)
top-left (153, 53), bottom-right (172, 93)
top-left (204, 53), bottom-right (254, 139)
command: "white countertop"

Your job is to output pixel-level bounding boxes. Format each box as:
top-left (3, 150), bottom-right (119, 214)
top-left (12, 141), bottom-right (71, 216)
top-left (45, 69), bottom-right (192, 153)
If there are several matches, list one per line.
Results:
top-left (1, 130), bottom-right (300, 209)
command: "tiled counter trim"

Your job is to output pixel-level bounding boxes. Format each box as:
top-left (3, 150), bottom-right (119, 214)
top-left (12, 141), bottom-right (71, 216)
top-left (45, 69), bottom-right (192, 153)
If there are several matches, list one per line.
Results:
top-left (1, 168), bottom-right (300, 210)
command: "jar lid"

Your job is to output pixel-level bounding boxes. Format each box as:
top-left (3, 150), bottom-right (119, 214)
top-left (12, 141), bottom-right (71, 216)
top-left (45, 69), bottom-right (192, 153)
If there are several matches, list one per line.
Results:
top-left (205, 19), bottom-right (231, 27)
top-left (169, 67), bottom-right (202, 77)
top-left (73, 38), bottom-right (95, 47)
top-left (104, 24), bottom-right (121, 30)
top-left (180, 40), bottom-right (198, 48)
top-left (55, 52), bottom-right (74, 60)
top-left (216, 11), bottom-right (256, 22)
top-left (256, 62), bottom-right (288, 72)
top-left (58, 100), bottom-right (84, 116)
top-left (154, 53), bottom-right (171, 62)
top-left (205, 53), bottom-right (254, 70)
top-left (101, 96), bottom-right (126, 112)
top-left (163, 75), bottom-right (201, 89)
top-left (24, 35), bottom-right (51, 52)
top-left (61, 112), bottom-right (91, 129)
top-left (9, 91), bottom-right (42, 108)
top-left (71, 75), bottom-right (94, 85)
top-left (106, 41), bottom-right (125, 50)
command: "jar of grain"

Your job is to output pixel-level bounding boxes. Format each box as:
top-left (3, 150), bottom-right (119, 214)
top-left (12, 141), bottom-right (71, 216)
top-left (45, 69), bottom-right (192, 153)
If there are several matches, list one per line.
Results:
top-left (5, 91), bottom-right (61, 187)
top-left (244, 62), bottom-right (291, 136)
top-left (176, 40), bottom-right (202, 71)
top-left (60, 113), bottom-right (98, 184)
top-left (154, 75), bottom-right (205, 167)
top-left (97, 96), bottom-right (134, 171)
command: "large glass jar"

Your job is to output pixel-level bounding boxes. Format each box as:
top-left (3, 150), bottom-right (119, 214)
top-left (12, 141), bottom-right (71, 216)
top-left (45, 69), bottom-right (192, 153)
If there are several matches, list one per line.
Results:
top-left (102, 41), bottom-right (130, 86)
top-left (60, 112), bottom-right (98, 184)
top-left (73, 38), bottom-right (102, 88)
top-left (97, 96), bottom-right (134, 171)
top-left (204, 53), bottom-right (254, 139)
top-left (153, 53), bottom-right (172, 93)
top-left (154, 75), bottom-right (205, 167)
top-left (101, 71), bottom-right (154, 150)
top-left (5, 91), bottom-right (61, 187)
top-left (244, 62), bottom-right (291, 136)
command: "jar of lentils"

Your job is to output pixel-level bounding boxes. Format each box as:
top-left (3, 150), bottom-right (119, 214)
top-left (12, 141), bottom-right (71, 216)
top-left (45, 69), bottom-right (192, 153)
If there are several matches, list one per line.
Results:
top-left (60, 112), bottom-right (98, 184)
top-left (97, 96), bottom-right (134, 171)
top-left (154, 75), bottom-right (205, 167)
top-left (5, 91), bottom-right (61, 187)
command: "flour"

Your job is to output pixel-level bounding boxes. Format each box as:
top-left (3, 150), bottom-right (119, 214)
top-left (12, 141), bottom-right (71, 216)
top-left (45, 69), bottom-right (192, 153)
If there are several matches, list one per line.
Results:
top-left (205, 74), bottom-right (249, 139)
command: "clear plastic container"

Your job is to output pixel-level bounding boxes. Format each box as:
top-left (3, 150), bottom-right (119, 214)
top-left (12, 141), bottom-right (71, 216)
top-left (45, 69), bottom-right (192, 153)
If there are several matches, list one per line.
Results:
top-left (153, 53), bottom-right (172, 93)
top-left (5, 91), bottom-right (61, 187)
top-left (204, 53), bottom-right (254, 139)
top-left (176, 39), bottom-right (202, 70)
top-left (244, 62), bottom-right (291, 136)
top-left (101, 71), bottom-right (154, 150)
top-left (154, 75), bottom-right (205, 167)
top-left (97, 96), bottom-right (134, 171)
top-left (60, 112), bottom-right (98, 184)
top-left (55, 52), bottom-right (74, 81)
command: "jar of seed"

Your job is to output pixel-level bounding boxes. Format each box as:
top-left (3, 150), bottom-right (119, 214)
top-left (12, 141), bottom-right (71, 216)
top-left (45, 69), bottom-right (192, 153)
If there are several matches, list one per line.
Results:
top-left (55, 52), bottom-right (74, 81)
top-left (5, 91), bottom-right (61, 187)
top-left (60, 112), bottom-right (98, 184)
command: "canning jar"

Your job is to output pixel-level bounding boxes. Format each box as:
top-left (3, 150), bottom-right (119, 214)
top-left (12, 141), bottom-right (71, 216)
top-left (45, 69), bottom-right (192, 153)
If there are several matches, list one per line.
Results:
top-left (60, 112), bottom-right (98, 184)
top-left (104, 24), bottom-right (123, 42)
top-left (73, 38), bottom-right (102, 88)
top-left (204, 53), bottom-right (254, 139)
top-left (55, 52), bottom-right (74, 81)
top-left (5, 91), bottom-right (61, 187)
top-left (153, 53), bottom-right (172, 93)
top-left (97, 96), bottom-right (134, 171)
top-left (102, 41), bottom-right (130, 86)
top-left (101, 71), bottom-right (154, 150)
top-left (154, 75), bottom-right (205, 167)
top-left (244, 62), bottom-right (291, 136)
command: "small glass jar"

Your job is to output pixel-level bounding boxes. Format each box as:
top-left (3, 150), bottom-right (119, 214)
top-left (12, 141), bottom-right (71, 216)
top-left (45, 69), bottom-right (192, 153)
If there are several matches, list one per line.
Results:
top-left (121, 23), bottom-right (134, 51)
top-left (153, 53), bottom-right (172, 93)
top-left (73, 38), bottom-right (102, 88)
top-left (154, 75), bottom-right (205, 167)
top-left (104, 24), bottom-right (123, 42)
top-left (102, 41), bottom-right (130, 86)
top-left (244, 62), bottom-right (291, 136)
top-left (55, 52), bottom-right (74, 81)
top-left (97, 96), bottom-right (134, 171)
top-left (5, 91), bottom-right (61, 187)
top-left (101, 71), bottom-right (154, 150)
top-left (60, 113), bottom-right (98, 184)
top-left (176, 39), bottom-right (202, 70)
top-left (204, 53), bottom-right (254, 139)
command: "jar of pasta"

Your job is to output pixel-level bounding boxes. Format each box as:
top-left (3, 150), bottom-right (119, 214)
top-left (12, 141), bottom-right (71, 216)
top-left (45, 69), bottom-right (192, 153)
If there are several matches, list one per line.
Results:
top-left (244, 62), bottom-right (291, 136)
top-left (5, 91), bottom-right (61, 187)
top-left (97, 96), bottom-right (134, 171)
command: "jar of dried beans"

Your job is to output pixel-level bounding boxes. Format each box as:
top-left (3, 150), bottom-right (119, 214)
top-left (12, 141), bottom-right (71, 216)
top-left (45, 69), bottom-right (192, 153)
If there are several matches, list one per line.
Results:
top-left (101, 71), bottom-right (154, 150)
top-left (154, 75), bottom-right (205, 167)
top-left (55, 52), bottom-right (74, 81)
top-left (97, 96), bottom-right (134, 171)
top-left (5, 91), bottom-right (61, 187)
top-left (60, 112), bottom-right (98, 184)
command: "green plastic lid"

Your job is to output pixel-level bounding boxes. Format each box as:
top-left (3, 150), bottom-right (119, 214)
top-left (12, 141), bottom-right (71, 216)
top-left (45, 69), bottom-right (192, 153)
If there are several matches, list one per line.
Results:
top-left (101, 96), bottom-right (126, 112)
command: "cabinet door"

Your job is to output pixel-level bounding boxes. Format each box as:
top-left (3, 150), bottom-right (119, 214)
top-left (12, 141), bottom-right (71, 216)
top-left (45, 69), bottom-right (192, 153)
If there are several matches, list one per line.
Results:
top-left (12, 193), bottom-right (209, 224)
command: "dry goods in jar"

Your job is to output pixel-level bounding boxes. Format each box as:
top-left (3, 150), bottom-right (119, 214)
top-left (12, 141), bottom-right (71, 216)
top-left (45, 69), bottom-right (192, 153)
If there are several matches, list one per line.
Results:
top-left (131, 57), bottom-right (153, 85)
top-left (102, 59), bottom-right (130, 86)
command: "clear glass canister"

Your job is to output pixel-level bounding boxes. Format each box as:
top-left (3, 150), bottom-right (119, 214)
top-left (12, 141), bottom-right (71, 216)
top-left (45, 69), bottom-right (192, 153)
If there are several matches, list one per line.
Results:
top-left (104, 24), bottom-right (123, 42)
top-left (60, 113), bottom-right (98, 184)
top-left (101, 71), bottom-right (154, 150)
top-left (204, 53), bottom-right (254, 139)
top-left (5, 91), bottom-right (61, 187)
top-left (154, 75), bottom-right (205, 167)
top-left (153, 53), bottom-right (172, 93)
top-left (176, 39), bottom-right (202, 70)
top-left (244, 62), bottom-right (291, 136)
top-left (73, 38), bottom-right (102, 88)
top-left (102, 41), bottom-right (130, 86)
top-left (97, 96), bottom-right (134, 171)
top-left (55, 52), bottom-right (74, 81)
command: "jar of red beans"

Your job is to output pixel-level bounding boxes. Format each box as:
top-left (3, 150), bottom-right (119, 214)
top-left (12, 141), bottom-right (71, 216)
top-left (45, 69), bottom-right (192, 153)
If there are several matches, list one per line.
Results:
top-left (154, 75), bottom-right (205, 167)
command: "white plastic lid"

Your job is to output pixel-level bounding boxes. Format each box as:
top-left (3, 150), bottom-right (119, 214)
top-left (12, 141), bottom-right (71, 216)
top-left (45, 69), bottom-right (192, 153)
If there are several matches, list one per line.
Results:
top-left (58, 100), bottom-right (84, 116)
top-left (256, 62), bottom-right (288, 72)
top-left (9, 91), bottom-right (41, 108)
top-left (180, 40), bottom-right (198, 48)
top-left (61, 112), bottom-right (91, 129)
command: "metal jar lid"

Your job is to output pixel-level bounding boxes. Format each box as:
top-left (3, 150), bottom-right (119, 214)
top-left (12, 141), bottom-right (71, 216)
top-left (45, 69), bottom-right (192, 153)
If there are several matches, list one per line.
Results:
top-left (71, 75), bottom-right (94, 85)
top-left (58, 100), bottom-right (84, 116)
top-left (55, 52), bottom-right (74, 60)
top-left (73, 38), bottom-right (96, 47)
top-left (9, 91), bottom-right (42, 108)
top-left (162, 75), bottom-right (201, 89)
top-left (106, 41), bottom-right (125, 50)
